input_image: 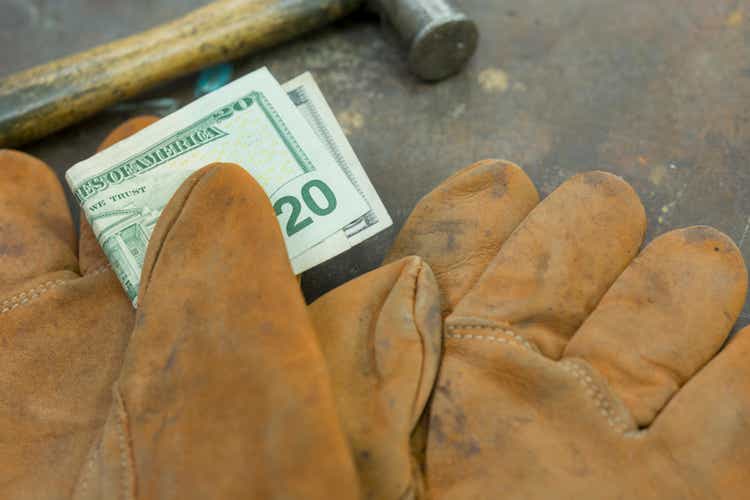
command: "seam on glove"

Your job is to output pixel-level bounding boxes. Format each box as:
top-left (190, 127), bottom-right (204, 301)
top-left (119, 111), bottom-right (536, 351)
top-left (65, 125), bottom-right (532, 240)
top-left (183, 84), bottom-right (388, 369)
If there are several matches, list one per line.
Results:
top-left (114, 387), bottom-right (136, 500)
top-left (75, 438), bottom-right (99, 498)
top-left (559, 359), bottom-right (643, 438)
top-left (445, 324), bottom-right (540, 353)
top-left (83, 258), bottom-right (111, 275)
top-left (0, 264), bottom-right (109, 314)
top-left (409, 259), bottom-right (428, 422)
top-left (398, 484), bottom-right (416, 500)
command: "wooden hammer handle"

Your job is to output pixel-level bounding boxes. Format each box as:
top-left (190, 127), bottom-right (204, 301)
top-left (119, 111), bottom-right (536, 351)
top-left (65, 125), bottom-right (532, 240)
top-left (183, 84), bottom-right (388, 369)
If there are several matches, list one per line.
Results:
top-left (0, 0), bottom-right (361, 148)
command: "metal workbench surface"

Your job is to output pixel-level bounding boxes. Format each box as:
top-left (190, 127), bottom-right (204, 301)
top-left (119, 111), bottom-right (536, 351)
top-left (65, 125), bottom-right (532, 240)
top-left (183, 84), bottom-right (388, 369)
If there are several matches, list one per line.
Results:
top-left (3, 0), bottom-right (750, 326)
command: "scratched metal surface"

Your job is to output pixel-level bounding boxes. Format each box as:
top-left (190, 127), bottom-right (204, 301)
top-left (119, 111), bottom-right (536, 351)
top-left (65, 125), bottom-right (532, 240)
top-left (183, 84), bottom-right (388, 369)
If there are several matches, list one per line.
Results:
top-left (3, 0), bottom-right (750, 325)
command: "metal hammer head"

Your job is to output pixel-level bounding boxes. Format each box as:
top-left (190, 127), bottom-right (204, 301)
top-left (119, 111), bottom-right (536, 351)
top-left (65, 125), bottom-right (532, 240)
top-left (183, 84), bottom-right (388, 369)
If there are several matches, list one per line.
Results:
top-left (368, 0), bottom-right (479, 81)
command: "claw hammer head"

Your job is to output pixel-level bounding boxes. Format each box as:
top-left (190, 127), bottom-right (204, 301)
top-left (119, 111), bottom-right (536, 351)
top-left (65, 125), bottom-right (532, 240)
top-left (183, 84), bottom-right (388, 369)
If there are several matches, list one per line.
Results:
top-left (368, 0), bottom-right (479, 81)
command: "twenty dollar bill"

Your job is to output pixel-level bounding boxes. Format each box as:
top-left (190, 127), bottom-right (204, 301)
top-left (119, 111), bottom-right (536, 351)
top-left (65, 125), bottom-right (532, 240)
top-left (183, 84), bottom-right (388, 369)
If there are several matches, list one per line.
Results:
top-left (285, 73), bottom-right (392, 271)
top-left (67, 68), bottom-right (370, 305)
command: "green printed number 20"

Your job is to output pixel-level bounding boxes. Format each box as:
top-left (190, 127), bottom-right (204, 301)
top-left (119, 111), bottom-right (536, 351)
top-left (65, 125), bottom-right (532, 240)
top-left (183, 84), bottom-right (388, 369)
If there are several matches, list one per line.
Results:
top-left (273, 180), bottom-right (337, 237)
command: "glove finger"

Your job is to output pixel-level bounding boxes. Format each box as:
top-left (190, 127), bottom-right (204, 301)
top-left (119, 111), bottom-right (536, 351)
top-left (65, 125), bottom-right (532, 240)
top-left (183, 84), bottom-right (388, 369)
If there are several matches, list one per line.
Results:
top-left (384, 160), bottom-right (539, 316)
top-left (96, 115), bottom-right (160, 153)
top-left (0, 150), bottom-right (77, 292)
top-left (450, 171), bottom-right (646, 359)
top-left (99, 163), bottom-right (359, 499)
top-left (565, 226), bottom-right (747, 427)
top-left (78, 115), bottom-right (159, 274)
top-left (651, 326), bottom-right (750, 478)
top-left (309, 256), bottom-right (441, 499)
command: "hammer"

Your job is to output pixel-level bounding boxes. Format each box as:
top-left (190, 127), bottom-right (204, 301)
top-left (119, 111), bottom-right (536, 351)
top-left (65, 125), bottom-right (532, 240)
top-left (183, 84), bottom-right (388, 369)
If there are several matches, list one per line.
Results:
top-left (0, 0), bottom-right (477, 148)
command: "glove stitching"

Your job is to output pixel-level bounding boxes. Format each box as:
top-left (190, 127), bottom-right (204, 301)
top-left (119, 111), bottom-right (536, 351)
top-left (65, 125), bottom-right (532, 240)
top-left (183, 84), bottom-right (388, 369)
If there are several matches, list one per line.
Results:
top-left (445, 327), bottom-right (645, 439)
top-left (114, 388), bottom-right (136, 500)
top-left (83, 258), bottom-right (111, 275)
top-left (409, 259), bottom-right (431, 424)
top-left (445, 324), bottom-right (540, 353)
top-left (0, 264), bottom-right (109, 314)
top-left (559, 359), bottom-right (641, 437)
top-left (76, 442), bottom-right (98, 498)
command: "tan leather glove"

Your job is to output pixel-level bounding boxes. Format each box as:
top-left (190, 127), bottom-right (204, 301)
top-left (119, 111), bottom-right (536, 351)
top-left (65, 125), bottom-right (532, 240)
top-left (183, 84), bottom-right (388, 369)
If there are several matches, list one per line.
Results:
top-left (306, 160), bottom-right (537, 500)
top-left (1, 118), bottom-right (361, 499)
top-left (75, 161), bottom-right (361, 500)
top-left (94, 119), bottom-right (443, 500)
top-left (385, 162), bottom-right (749, 499)
top-left (0, 117), bottom-right (154, 498)
top-left (309, 255), bottom-right (442, 500)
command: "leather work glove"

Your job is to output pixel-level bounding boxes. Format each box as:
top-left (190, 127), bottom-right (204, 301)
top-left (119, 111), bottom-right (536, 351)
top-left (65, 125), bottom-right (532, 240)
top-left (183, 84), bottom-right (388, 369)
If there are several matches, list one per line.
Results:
top-left (1, 118), bottom-right (362, 499)
top-left (384, 161), bottom-right (750, 499)
top-left (1, 115), bottom-right (445, 500)
top-left (308, 244), bottom-right (442, 500)
top-left (0, 117), bottom-right (154, 497)
top-left (93, 118), bottom-right (444, 500)
top-left (307, 160), bottom-right (538, 500)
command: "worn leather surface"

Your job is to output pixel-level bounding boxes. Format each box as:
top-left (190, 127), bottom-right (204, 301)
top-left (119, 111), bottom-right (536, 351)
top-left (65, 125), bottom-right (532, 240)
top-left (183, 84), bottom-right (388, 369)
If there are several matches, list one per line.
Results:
top-left (6, 116), bottom-right (750, 499)
top-left (1, 117), bottom-right (363, 499)
top-left (73, 161), bottom-right (362, 499)
top-left (0, 118), bottom-right (156, 499)
top-left (386, 161), bottom-right (750, 499)
top-left (309, 255), bottom-right (442, 500)
top-left (1, 116), bottom-right (446, 500)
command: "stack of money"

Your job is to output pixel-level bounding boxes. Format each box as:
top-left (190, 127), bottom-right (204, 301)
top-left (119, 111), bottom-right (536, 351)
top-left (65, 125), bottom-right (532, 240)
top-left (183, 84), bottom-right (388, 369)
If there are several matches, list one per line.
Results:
top-left (66, 68), bottom-right (392, 306)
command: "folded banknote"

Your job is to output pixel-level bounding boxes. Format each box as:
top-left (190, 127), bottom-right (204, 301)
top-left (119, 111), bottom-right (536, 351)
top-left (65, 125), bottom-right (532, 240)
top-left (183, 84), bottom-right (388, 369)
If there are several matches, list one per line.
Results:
top-left (66, 67), bottom-right (390, 305)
